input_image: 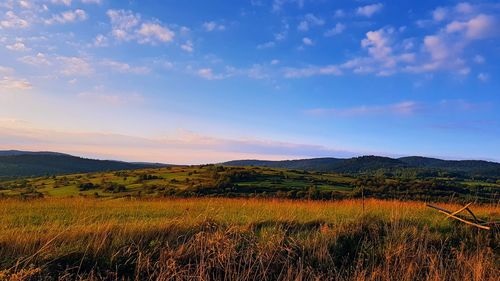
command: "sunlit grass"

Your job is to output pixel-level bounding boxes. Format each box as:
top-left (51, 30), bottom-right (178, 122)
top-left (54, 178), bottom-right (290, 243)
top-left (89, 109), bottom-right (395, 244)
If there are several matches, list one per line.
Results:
top-left (0, 198), bottom-right (498, 280)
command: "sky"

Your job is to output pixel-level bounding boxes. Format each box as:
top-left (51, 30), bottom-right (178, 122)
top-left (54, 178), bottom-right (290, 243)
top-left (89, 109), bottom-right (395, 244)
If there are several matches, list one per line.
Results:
top-left (0, 0), bottom-right (499, 164)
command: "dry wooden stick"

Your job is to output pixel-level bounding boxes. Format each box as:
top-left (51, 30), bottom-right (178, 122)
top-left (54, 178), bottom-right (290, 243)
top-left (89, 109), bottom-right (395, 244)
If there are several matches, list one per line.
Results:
top-left (444, 203), bottom-right (472, 220)
top-left (426, 204), bottom-right (491, 230)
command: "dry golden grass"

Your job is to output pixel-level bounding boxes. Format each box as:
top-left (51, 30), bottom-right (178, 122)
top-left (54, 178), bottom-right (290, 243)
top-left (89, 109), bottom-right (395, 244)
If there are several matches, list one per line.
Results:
top-left (0, 198), bottom-right (498, 280)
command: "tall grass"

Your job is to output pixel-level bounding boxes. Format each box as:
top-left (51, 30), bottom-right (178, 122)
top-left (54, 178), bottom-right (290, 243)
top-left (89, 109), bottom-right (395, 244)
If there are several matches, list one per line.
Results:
top-left (0, 198), bottom-right (498, 280)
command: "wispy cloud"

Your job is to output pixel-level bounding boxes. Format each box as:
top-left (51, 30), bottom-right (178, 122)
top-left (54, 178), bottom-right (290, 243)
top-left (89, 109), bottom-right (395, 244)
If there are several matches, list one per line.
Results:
top-left (137, 22), bottom-right (175, 43)
top-left (284, 65), bottom-right (341, 78)
top-left (106, 9), bottom-right (175, 45)
top-left (196, 68), bottom-right (218, 80)
top-left (287, 2), bottom-right (499, 79)
top-left (19, 53), bottom-right (51, 66)
top-left (324, 23), bottom-right (345, 37)
top-left (272, 0), bottom-right (305, 12)
top-left (101, 59), bottom-right (150, 74)
top-left (77, 90), bottom-right (144, 106)
top-left (306, 101), bottom-right (420, 117)
top-left (0, 122), bottom-right (356, 164)
top-left (297, 13), bottom-right (324, 32)
top-left (0, 76), bottom-right (32, 91)
top-left (181, 40), bottom-right (194, 52)
top-left (0, 11), bottom-right (29, 28)
top-left (56, 56), bottom-right (93, 76)
top-left (305, 100), bottom-right (490, 117)
top-left (356, 3), bottom-right (383, 17)
top-left (5, 41), bottom-right (30, 51)
top-left (44, 9), bottom-right (87, 25)
top-left (202, 21), bottom-right (225, 32)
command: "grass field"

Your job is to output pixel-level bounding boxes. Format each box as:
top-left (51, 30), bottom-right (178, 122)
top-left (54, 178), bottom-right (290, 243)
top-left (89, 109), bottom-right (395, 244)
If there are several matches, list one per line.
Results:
top-left (1, 165), bottom-right (498, 202)
top-left (0, 198), bottom-right (498, 280)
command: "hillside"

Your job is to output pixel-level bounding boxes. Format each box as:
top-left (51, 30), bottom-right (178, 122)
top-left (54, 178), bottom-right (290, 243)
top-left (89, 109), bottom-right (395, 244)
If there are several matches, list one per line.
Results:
top-left (223, 156), bottom-right (500, 178)
top-left (399, 156), bottom-right (500, 176)
top-left (1, 164), bottom-right (498, 203)
top-left (223, 157), bottom-right (344, 171)
top-left (0, 151), bottom-right (167, 180)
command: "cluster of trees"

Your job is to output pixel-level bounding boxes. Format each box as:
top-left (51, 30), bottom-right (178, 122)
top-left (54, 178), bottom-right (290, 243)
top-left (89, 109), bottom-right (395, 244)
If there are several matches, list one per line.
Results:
top-left (138, 174), bottom-right (161, 181)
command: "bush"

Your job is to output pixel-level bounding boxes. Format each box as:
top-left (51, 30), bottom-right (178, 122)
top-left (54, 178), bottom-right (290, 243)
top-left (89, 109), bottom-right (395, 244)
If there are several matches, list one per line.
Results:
top-left (78, 182), bottom-right (99, 191)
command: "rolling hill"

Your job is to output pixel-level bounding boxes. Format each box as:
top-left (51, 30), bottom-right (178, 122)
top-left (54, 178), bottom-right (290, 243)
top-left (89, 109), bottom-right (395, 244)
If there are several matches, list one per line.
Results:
top-left (223, 156), bottom-right (500, 178)
top-left (0, 151), bottom-right (168, 180)
top-left (2, 150), bottom-right (500, 181)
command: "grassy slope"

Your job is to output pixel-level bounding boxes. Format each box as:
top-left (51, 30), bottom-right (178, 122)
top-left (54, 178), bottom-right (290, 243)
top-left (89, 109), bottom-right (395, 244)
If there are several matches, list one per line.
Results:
top-left (0, 165), bottom-right (356, 197)
top-left (0, 198), bottom-right (498, 280)
top-left (1, 165), bottom-right (499, 203)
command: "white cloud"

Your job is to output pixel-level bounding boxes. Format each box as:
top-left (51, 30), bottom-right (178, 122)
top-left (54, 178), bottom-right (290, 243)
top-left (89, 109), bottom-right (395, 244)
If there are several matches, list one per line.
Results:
top-left (361, 28), bottom-right (395, 64)
top-left (0, 11), bottom-right (29, 29)
top-left (0, 76), bottom-right (32, 90)
top-left (137, 23), bottom-right (175, 43)
top-left (297, 13), bottom-right (324, 32)
top-left (45, 9), bottom-right (87, 25)
top-left (324, 23), bottom-right (345, 37)
top-left (409, 7), bottom-right (498, 75)
top-left (56, 56), bottom-right (93, 76)
top-left (181, 40), bottom-right (194, 52)
top-left (477, 72), bottom-right (489, 82)
top-left (179, 26), bottom-right (190, 35)
top-left (445, 14), bottom-right (497, 39)
top-left (107, 9), bottom-right (140, 31)
top-left (257, 21), bottom-right (288, 49)
top-left (432, 7), bottom-right (448, 22)
top-left (0, 66), bottom-right (14, 74)
top-left (81, 0), bottom-right (101, 4)
top-left (299, 27), bottom-right (416, 78)
top-left (272, 0), bottom-right (305, 12)
top-left (334, 9), bottom-right (345, 18)
top-left (197, 68), bottom-right (225, 80)
top-left (284, 65), bottom-right (342, 78)
top-left (0, 125), bottom-right (355, 164)
top-left (107, 9), bottom-right (141, 41)
top-left (101, 59), bottom-right (150, 74)
top-left (245, 64), bottom-right (270, 80)
top-left (356, 3), bottom-right (383, 17)
top-left (51, 0), bottom-right (72, 6)
top-left (202, 21), bottom-right (225, 32)
top-left (78, 91), bottom-right (143, 105)
top-left (101, 59), bottom-right (151, 74)
top-left (257, 41), bottom-right (275, 49)
top-left (271, 59), bottom-right (280, 65)
top-left (18, 1), bottom-right (31, 9)
top-left (473, 55), bottom-right (485, 64)
top-left (19, 53), bottom-right (51, 65)
top-left (455, 2), bottom-right (475, 14)
top-left (6, 41), bottom-right (30, 51)
top-left (106, 10), bottom-right (174, 44)
top-left (302, 37), bottom-right (313, 46)
top-left (423, 35), bottom-right (448, 61)
top-left (306, 101), bottom-right (420, 117)
top-left (93, 34), bottom-right (108, 47)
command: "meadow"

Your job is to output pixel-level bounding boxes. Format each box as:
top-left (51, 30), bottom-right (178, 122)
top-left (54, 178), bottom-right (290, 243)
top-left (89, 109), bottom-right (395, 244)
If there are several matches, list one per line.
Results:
top-left (0, 198), bottom-right (498, 280)
top-left (1, 165), bottom-right (498, 203)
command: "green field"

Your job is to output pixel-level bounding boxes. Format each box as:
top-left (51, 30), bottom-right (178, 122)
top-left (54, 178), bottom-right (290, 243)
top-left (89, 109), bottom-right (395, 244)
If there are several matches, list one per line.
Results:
top-left (1, 165), bottom-right (498, 203)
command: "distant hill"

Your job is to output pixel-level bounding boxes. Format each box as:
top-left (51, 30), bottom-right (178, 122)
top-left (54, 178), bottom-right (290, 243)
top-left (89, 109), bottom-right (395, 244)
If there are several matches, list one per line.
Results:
top-left (0, 151), bottom-right (169, 181)
top-left (224, 156), bottom-right (407, 173)
top-left (223, 157), bottom-right (344, 171)
top-left (223, 156), bottom-right (500, 178)
top-left (0, 150), bottom-right (69, 157)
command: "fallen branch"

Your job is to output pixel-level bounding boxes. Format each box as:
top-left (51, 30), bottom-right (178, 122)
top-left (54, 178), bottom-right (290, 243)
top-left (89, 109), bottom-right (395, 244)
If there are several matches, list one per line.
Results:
top-left (426, 203), bottom-right (493, 230)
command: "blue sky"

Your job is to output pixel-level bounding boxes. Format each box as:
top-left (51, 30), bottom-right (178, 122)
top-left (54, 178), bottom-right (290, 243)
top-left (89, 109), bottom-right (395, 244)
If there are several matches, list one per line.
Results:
top-left (0, 0), bottom-right (499, 163)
